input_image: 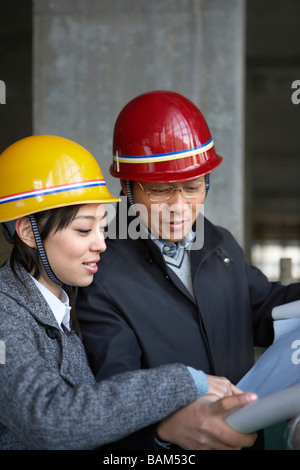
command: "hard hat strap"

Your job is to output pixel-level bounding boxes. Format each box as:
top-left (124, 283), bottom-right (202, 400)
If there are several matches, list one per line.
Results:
top-left (28, 214), bottom-right (63, 286)
top-left (205, 174), bottom-right (210, 194)
top-left (126, 180), bottom-right (137, 214)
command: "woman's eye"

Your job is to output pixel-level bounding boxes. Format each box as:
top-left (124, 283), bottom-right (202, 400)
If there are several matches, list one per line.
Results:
top-left (77, 229), bottom-right (91, 234)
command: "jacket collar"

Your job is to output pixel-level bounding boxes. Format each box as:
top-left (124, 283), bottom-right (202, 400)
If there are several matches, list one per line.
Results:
top-left (190, 217), bottom-right (224, 276)
top-left (114, 196), bottom-right (224, 271)
top-left (1, 262), bottom-right (61, 330)
top-left (144, 215), bottom-right (223, 266)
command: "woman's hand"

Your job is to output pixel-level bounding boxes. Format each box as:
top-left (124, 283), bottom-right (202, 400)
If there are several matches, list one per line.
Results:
top-left (206, 374), bottom-right (243, 397)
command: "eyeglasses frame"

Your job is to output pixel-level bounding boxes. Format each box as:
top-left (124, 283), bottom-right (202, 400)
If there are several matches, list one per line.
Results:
top-left (137, 174), bottom-right (210, 202)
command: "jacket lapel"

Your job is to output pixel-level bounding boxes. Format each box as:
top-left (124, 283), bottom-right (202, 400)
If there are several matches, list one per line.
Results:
top-left (3, 263), bottom-right (59, 329)
top-left (190, 218), bottom-right (224, 279)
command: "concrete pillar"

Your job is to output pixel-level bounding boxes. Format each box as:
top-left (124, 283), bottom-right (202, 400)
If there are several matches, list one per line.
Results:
top-left (33, 0), bottom-right (245, 245)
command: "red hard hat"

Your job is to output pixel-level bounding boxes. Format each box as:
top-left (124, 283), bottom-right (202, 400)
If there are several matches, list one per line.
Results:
top-left (111, 90), bottom-right (222, 183)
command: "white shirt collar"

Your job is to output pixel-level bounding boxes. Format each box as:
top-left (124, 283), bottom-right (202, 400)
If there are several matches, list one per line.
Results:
top-left (30, 276), bottom-right (71, 331)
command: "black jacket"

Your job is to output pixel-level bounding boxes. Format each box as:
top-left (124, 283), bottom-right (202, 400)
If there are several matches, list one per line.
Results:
top-left (77, 213), bottom-right (300, 449)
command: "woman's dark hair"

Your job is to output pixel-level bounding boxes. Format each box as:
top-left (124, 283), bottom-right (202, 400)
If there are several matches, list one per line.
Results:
top-left (10, 205), bottom-right (83, 335)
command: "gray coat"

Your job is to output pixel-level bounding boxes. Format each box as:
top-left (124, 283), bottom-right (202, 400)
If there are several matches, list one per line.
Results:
top-left (0, 262), bottom-right (197, 450)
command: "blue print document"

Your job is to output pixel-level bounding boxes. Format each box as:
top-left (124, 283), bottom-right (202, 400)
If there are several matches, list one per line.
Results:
top-left (226, 383), bottom-right (300, 433)
top-left (237, 318), bottom-right (300, 398)
top-left (226, 300), bottom-right (300, 432)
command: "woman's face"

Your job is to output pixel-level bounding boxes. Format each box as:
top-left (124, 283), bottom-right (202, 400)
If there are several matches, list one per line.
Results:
top-left (41, 203), bottom-right (107, 295)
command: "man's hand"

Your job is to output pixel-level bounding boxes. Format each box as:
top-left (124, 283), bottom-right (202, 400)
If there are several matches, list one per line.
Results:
top-left (157, 393), bottom-right (258, 450)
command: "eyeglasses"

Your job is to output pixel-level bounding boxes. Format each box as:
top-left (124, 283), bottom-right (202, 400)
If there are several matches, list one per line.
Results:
top-left (137, 180), bottom-right (208, 202)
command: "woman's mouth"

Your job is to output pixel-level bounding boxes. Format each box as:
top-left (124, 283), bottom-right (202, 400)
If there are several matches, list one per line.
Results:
top-left (83, 261), bottom-right (99, 274)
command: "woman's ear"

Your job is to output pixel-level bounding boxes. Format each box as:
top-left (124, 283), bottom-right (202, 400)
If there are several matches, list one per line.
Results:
top-left (15, 217), bottom-right (36, 248)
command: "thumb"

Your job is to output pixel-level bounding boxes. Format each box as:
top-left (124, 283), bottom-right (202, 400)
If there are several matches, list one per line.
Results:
top-left (211, 392), bottom-right (258, 416)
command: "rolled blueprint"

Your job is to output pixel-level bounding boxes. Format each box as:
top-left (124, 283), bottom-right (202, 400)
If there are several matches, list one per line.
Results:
top-left (237, 317), bottom-right (300, 398)
top-left (272, 300), bottom-right (300, 320)
top-left (226, 384), bottom-right (300, 433)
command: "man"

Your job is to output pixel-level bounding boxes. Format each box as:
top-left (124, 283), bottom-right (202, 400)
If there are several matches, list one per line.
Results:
top-left (77, 90), bottom-right (300, 449)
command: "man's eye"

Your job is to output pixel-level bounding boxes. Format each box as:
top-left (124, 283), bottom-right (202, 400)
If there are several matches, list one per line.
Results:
top-left (151, 188), bottom-right (170, 195)
top-left (184, 184), bottom-right (204, 192)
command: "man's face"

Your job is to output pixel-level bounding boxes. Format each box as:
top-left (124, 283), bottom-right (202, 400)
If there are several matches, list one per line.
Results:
top-left (127, 177), bottom-right (206, 243)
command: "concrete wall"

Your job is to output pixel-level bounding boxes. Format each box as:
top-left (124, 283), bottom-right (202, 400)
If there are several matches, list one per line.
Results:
top-left (33, 0), bottom-right (245, 245)
top-left (0, 0), bottom-right (32, 153)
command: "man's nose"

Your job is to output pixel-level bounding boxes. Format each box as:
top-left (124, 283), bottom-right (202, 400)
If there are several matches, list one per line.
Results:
top-left (168, 189), bottom-right (188, 208)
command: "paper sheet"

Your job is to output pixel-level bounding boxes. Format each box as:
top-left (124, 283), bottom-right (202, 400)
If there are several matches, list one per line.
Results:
top-left (226, 384), bottom-right (300, 433)
top-left (226, 300), bottom-right (300, 432)
top-left (237, 316), bottom-right (300, 398)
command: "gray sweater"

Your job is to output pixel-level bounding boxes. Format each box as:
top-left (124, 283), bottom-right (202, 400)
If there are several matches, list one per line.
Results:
top-left (0, 262), bottom-right (197, 449)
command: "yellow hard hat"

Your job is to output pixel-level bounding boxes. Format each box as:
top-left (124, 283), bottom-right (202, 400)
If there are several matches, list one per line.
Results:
top-left (0, 135), bottom-right (119, 223)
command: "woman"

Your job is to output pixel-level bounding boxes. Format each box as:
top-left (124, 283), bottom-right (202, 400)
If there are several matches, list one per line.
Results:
top-left (0, 135), bottom-right (256, 450)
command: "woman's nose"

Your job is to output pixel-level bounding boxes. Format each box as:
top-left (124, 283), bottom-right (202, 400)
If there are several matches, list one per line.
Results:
top-left (91, 234), bottom-right (107, 253)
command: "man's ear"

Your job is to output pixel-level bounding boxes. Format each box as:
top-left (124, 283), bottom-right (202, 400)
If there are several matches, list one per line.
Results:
top-left (120, 179), bottom-right (128, 195)
top-left (15, 217), bottom-right (36, 248)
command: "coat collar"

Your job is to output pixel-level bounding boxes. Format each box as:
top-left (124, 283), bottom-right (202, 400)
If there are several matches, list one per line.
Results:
top-left (115, 195), bottom-right (224, 269)
top-left (0, 262), bottom-right (61, 330)
top-left (143, 216), bottom-right (224, 271)
top-left (114, 198), bottom-right (225, 305)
